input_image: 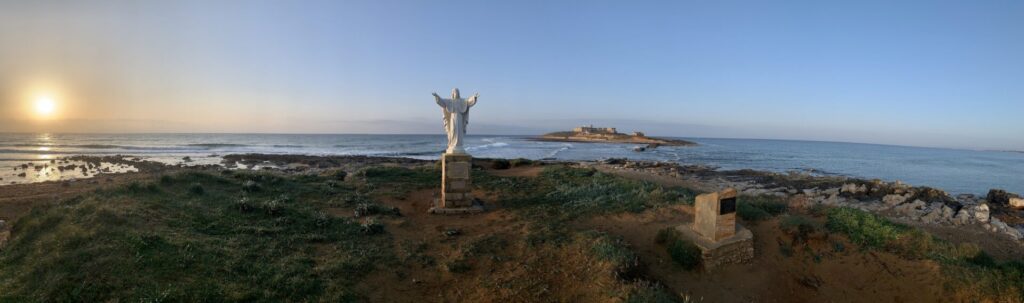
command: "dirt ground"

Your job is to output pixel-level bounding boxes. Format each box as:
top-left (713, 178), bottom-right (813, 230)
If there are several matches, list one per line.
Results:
top-left (1, 161), bottom-right (1021, 302)
top-left (578, 210), bottom-right (948, 303)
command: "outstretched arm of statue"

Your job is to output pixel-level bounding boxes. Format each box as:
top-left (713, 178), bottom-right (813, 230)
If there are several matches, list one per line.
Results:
top-left (467, 93), bottom-right (479, 107)
top-left (432, 93), bottom-right (444, 107)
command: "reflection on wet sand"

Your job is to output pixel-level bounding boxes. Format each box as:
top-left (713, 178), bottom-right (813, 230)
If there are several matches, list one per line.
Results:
top-left (4, 158), bottom-right (139, 185)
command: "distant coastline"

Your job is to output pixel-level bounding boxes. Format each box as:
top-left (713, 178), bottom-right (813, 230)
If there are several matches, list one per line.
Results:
top-left (534, 125), bottom-right (697, 146)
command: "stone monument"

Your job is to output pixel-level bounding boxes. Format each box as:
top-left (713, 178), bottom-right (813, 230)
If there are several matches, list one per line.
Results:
top-left (429, 88), bottom-right (483, 214)
top-left (676, 188), bottom-right (754, 270)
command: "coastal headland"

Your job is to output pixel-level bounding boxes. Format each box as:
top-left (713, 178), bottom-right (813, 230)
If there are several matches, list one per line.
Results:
top-left (535, 125), bottom-right (697, 147)
top-left (0, 154), bottom-right (1022, 301)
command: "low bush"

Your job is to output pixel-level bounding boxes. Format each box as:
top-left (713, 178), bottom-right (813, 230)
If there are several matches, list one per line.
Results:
top-left (187, 183), bottom-right (205, 195)
top-left (667, 239), bottom-right (701, 270)
top-left (490, 159), bottom-right (511, 170)
top-left (779, 215), bottom-right (821, 243)
top-left (736, 195), bottom-right (787, 222)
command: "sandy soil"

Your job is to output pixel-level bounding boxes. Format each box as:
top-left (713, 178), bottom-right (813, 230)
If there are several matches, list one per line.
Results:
top-left (578, 210), bottom-right (948, 303)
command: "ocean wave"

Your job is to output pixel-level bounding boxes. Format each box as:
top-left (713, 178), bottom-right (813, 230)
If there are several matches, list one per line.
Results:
top-left (466, 141), bottom-right (509, 151)
top-left (271, 145), bottom-right (305, 148)
top-left (185, 143), bottom-right (250, 148)
top-left (545, 143), bottom-right (573, 158)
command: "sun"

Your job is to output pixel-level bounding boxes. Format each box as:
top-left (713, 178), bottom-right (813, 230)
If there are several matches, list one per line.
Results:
top-left (34, 96), bottom-right (56, 116)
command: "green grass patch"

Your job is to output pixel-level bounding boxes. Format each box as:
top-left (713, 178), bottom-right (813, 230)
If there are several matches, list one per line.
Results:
top-left (0, 171), bottom-right (392, 302)
top-left (737, 195), bottom-right (787, 221)
top-left (825, 207), bottom-right (1024, 300)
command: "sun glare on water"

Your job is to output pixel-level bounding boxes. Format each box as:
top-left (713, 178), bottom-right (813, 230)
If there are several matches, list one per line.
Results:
top-left (35, 96), bottom-right (56, 116)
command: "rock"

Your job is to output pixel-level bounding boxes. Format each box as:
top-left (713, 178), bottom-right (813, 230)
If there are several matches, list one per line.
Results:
top-left (895, 200), bottom-right (927, 216)
top-left (0, 219), bottom-right (5, 229)
top-left (956, 194), bottom-right (978, 204)
top-left (972, 204), bottom-right (991, 223)
top-left (883, 194), bottom-right (909, 206)
top-left (991, 217), bottom-right (1008, 231)
top-left (986, 189), bottom-right (1019, 205)
top-left (940, 205), bottom-right (955, 220)
top-left (1005, 228), bottom-right (1023, 241)
top-left (920, 208), bottom-right (943, 224)
top-left (1009, 197), bottom-right (1024, 209)
top-left (953, 209), bottom-right (971, 225)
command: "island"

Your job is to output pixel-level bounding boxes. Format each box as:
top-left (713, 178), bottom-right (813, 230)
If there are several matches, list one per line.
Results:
top-left (536, 125), bottom-right (697, 148)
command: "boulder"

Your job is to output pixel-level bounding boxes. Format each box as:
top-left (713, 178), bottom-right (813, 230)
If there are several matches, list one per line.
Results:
top-left (986, 189), bottom-right (1018, 205)
top-left (883, 194), bottom-right (909, 206)
top-left (895, 200), bottom-right (927, 216)
top-left (972, 204), bottom-right (991, 223)
top-left (1006, 228), bottom-right (1023, 241)
top-left (1009, 197), bottom-right (1024, 209)
top-left (953, 209), bottom-right (971, 225)
top-left (841, 183), bottom-right (868, 195)
top-left (920, 208), bottom-right (943, 224)
top-left (940, 205), bottom-right (955, 221)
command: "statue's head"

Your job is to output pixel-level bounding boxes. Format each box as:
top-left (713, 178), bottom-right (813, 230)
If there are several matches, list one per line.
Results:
top-left (451, 88), bottom-right (460, 100)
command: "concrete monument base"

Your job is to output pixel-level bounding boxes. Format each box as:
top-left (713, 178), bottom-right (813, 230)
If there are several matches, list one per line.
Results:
top-left (675, 223), bottom-right (754, 271)
top-left (431, 153), bottom-right (483, 214)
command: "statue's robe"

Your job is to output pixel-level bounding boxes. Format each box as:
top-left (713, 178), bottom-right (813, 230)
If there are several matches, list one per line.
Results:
top-left (436, 96), bottom-right (475, 154)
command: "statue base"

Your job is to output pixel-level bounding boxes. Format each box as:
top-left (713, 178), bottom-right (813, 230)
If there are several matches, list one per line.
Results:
top-left (432, 153), bottom-right (479, 214)
top-left (675, 223), bottom-right (754, 271)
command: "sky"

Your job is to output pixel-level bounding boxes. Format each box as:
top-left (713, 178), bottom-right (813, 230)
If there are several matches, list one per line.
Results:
top-left (1, 0), bottom-right (1022, 150)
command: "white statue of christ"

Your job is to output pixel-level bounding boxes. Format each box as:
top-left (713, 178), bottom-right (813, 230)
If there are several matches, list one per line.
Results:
top-left (432, 88), bottom-right (478, 154)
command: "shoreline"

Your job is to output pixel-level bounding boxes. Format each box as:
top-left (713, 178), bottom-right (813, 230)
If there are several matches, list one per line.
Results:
top-left (0, 153), bottom-right (1022, 301)
top-left (2, 153), bottom-right (1022, 246)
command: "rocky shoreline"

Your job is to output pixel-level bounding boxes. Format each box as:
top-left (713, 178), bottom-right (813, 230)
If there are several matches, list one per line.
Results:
top-left (3, 154), bottom-right (1022, 248)
top-left (584, 158), bottom-right (1024, 244)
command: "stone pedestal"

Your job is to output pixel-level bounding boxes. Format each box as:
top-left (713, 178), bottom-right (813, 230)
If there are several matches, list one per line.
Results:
top-left (429, 153), bottom-right (483, 214)
top-left (678, 188), bottom-right (753, 270)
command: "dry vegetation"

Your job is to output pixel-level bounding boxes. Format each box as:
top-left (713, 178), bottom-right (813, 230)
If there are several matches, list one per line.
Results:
top-left (0, 159), bottom-right (1021, 302)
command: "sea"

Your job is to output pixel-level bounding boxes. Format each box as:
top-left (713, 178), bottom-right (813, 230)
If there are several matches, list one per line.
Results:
top-left (1, 133), bottom-right (1022, 195)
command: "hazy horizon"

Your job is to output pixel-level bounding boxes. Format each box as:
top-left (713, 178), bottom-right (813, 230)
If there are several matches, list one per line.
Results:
top-left (2, 1), bottom-right (1022, 150)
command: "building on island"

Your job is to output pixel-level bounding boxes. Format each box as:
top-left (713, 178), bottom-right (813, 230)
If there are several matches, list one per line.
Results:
top-left (573, 125), bottom-right (618, 134)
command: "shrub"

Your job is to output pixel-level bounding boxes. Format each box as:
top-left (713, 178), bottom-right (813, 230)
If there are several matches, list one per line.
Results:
top-left (234, 196), bottom-right (254, 213)
top-left (242, 180), bottom-right (261, 192)
top-left (586, 232), bottom-right (638, 276)
top-left (779, 215), bottom-right (821, 243)
top-left (626, 282), bottom-right (681, 303)
top-left (667, 239), bottom-right (701, 270)
top-left (187, 183), bottom-right (205, 195)
top-left (360, 218), bottom-right (384, 235)
top-left (654, 227), bottom-right (679, 245)
top-left (331, 170), bottom-right (348, 181)
top-left (262, 199), bottom-right (283, 216)
top-left (826, 207), bottom-right (905, 249)
top-left (490, 159), bottom-right (511, 170)
top-left (353, 203), bottom-right (401, 217)
top-left (737, 195), bottom-right (787, 221)
top-left (510, 158), bottom-right (534, 167)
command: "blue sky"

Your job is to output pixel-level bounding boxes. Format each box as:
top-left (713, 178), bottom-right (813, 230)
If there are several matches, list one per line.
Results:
top-left (1, 0), bottom-right (1022, 150)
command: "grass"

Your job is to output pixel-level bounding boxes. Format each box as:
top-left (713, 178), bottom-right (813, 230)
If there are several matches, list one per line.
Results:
top-left (654, 227), bottom-right (701, 271)
top-left (4, 162), bottom-right (1022, 302)
top-left (779, 214), bottom-right (821, 244)
top-left (825, 207), bottom-right (1024, 301)
top-left (0, 171), bottom-right (392, 302)
top-left (475, 166), bottom-right (698, 247)
top-left (736, 195), bottom-right (787, 222)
